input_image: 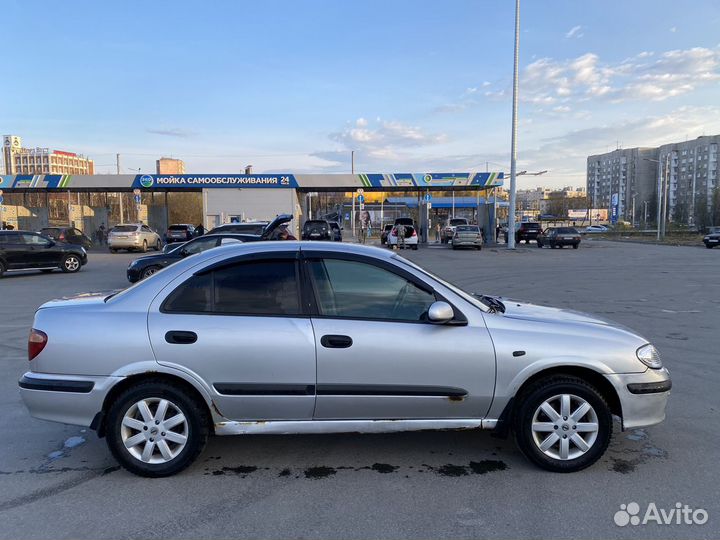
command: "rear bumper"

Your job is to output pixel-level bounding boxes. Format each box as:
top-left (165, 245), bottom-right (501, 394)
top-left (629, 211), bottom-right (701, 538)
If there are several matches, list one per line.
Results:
top-left (108, 238), bottom-right (142, 248)
top-left (452, 238), bottom-right (482, 246)
top-left (604, 368), bottom-right (671, 430)
top-left (18, 372), bottom-right (120, 427)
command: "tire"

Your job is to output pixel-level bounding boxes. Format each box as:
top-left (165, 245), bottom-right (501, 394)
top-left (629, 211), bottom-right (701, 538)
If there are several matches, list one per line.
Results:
top-left (0, 260), bottom-right (4, 278)
top-left (110, 248), bottom-right (117, 253)
top-left (537, 242), bottom-right (543, 248)
top-left (452, 245), bottom-right (457, 250)
top-left (141, 240), bottom-right (148, 253)
top-left (514, 375), bottom-right (612, 473)
top-left (105, 380), bottom-right (209, 478)
top-left (154, 240), bottom-right (162, 251)
top-left (141, 265), bottom-right (162, 280)
top-left (706, 244), bottom-right (714, 249)
top-left (573, 244), bottom-right (579, 249)
top-left (60, 254), bottom-right (82, 273)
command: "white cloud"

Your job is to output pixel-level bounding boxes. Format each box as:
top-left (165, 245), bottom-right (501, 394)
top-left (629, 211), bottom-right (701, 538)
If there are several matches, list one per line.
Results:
top-left (355, 117), bottom-right (368, 127)
top-left (565, 25), bottom-right (584, 39)
top-left (669, 26), bottom-right (677, 33)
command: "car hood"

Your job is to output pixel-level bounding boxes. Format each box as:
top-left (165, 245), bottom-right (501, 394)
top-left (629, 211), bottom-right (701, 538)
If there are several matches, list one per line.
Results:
top-left (498, 298), bottom-right (631, 330)
top-left (130, 253), bottom-right (175, 265)
top-left (39, 290), bottom-right (120, 309)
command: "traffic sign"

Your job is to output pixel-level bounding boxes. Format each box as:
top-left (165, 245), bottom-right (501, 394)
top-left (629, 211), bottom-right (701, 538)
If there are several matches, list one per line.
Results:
top-left (425, 192), bottom-right (432, 201)
top-left (427, 202), bottom-right (432, 209)
top-left (134, 195), bottom-right (141, 204)
top-left (357, 195), bottom-right (365, 204)
top-left (0, 195), bottom-right (4, 205)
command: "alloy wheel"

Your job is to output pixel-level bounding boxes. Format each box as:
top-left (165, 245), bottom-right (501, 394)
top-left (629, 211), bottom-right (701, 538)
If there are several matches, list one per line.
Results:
top-left (64, 256), bottom-right (80, 271)
top-left (531, 393), bottom-right (599, 460)
top-left (121, 398), bottom-right (189, 464)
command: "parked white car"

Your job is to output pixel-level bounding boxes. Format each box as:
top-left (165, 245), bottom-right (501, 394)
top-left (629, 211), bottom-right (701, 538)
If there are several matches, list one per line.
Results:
top-left (108, 224), bottom-right (162, 253)
top-left (583, 225), bottom-right (609, 234)
top-left (387, 225), bottom-right (419, 250)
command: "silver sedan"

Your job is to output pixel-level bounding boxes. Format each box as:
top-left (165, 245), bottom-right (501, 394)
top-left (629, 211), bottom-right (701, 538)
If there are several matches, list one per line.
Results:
top-left (19, 242), bottom-right (670, 477)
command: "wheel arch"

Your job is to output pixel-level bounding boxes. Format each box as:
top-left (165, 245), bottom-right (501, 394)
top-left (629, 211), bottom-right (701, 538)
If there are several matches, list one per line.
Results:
top-left (93, 371), bottom-right (217, 438)
top-left (494, 365), bottom-right (622, 438)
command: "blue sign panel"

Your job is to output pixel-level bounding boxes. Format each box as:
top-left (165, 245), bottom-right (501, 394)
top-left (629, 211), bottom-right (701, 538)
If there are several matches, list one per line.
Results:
top-left (357, 194), bottom-right (365, 204)
top-left (611, 193), bottom-right (619, 224)
top-left (131, 174), bottom-right (299, 189)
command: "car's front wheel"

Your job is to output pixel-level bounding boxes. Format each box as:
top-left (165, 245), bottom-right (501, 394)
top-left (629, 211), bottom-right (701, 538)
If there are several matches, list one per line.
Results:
top-left (106, 381), bottom-right (209, 477)
top-left (60, 254), bottom-right (82, 273)
top-left (141, 265), bottom-right (161, 280)
top-left (514, 375), bottom-right (612, 473)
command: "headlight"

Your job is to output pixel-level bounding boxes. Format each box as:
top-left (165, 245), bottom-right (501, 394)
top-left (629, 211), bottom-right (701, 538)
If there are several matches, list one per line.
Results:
top-left (637, 344), bottom-right (662, 369)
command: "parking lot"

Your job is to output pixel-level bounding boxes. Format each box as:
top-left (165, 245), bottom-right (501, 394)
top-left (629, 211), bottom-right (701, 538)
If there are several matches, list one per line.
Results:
top-left (0, 239), bottom-right (718, 539)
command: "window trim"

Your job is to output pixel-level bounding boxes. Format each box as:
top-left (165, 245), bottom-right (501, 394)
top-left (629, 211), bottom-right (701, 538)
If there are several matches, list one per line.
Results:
top-left (299, 250), bottom-right (467, 325)
top-left (160, 255), bottom-right (307, 318)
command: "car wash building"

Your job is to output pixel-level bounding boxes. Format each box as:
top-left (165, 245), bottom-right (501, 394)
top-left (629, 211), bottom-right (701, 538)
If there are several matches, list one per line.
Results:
top-left (0, 171), bottom-right (504, 244)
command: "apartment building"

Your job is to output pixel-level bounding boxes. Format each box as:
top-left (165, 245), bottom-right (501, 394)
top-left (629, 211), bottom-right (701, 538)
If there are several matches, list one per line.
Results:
top-left (3, 135), bottom-right (94, 175)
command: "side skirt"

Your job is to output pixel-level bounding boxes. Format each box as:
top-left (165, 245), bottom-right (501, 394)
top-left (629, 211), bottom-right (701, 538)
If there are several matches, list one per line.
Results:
top-left (215, 418), bottom-right (498, 436)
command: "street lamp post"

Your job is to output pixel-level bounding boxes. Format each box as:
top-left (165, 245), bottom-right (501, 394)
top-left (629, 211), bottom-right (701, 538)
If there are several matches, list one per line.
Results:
top-left (507, 0), bottom-right (521, 250)
top-left (644, 156), bottom-right (669, 240)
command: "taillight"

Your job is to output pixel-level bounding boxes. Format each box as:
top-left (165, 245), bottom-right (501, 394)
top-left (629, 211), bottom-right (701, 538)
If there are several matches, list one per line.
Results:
top-left (59, 233), bottom-right (65, 241)
top-left (411, 229), bottom-right (417, 237)
top-left (28, 329), bottom-right (48, 361)
top-left (391, 228), bottom-right (397, 236)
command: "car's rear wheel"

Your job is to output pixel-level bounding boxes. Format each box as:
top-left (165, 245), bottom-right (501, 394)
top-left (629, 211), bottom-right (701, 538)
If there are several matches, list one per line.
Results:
top-left (154, 239), bottom-right (162, 251)
top-left (141, 265), bottom-right (161, 280)
top-left (514, 375), bottom-right (612, 473)
top-left (106, 381), bottom-right (208, 477)
top-left (573, 244), bottom-right (579, 249)
top-left (0, 260), bottom-right (5, 278)
top-left (110, 248), bottom-right (117, 253)
top-left (60, 254), bottom-right (82, 273)
top-left (706, 244), bottom-right (714, 249)
top-left (141, 240), bottom-right (148, 253)
top-left (537, 242), bottom-right (543, 248)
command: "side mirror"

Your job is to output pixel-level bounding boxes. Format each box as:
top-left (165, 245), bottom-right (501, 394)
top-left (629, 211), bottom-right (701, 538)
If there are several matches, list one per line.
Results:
top-left (427, 301), bottom-right (454, 324)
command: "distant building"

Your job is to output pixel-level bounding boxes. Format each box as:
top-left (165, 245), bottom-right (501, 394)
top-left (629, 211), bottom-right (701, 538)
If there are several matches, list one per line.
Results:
top-left (586, 147), bottom-right (658, 225)
top-left (657, 136), bottom-right (719, 226)
top-left (588, 136), bottom-right (719, 227)
top-left (516, 186), bottom-right (586, 217)
top-left (156, 157), bottom-right (185, 175)
top-left (2, 135), bottom-right (95, 175)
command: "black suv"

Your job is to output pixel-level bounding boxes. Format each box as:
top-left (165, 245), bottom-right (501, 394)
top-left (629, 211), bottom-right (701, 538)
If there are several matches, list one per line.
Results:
top-left (0, 230), bottom-right (88, 278)
top-left (515, 222), bottom-right (543, 243)
top-left (301, 220), bottom-right (332, 241)
top-left (39, 227), bottom-right (94, 249)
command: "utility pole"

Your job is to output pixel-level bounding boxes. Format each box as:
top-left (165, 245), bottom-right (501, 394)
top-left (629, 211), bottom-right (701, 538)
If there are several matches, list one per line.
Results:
top-left (507, 0), bottom-right (521, 250)
top-left (116, 153), bottom-right (124, 224)
top-left (351, 151), bottom-right (355, 174)
top-left (662, 153), bottom-right (670, 238)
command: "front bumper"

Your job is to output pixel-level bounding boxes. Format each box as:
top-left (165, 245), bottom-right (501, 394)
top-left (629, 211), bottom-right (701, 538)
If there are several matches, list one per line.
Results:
top-left (604, 367), bottom-right (671, 430)
top-left (19, 372), bottom-right (121, 427)
top-left (126, 266), bottom-right (142, 282)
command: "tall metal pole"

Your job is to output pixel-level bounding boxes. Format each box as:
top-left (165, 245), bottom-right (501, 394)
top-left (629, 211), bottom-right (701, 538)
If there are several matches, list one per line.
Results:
top-left (507, 0), bottom-right (520, 250)
top-left (116, 153), bottom-right (124, 224)
top-left (351, 151), bottom-right (355, 174)
top-left (662, 153), bottom-right (669, 238)
top-left (656, 158), bottom-right (663, 241)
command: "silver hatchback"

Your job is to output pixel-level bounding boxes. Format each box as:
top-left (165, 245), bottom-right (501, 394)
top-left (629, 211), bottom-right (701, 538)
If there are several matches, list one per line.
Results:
top-left (19, 242), bottom-right (670, 477)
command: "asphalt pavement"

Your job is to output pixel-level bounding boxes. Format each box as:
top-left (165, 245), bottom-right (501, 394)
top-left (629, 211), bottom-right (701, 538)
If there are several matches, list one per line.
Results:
top-left (0, 240), bottom-right (718, 539)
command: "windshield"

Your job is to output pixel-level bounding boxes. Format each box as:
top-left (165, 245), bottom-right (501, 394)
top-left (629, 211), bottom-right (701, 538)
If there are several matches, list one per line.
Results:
top-left (449, 219), bottom-right (467, 226)
top-left (168, 225), bottom-right (190, 231)
top-left (392, 255), bottom-right (490, 313)
top-left (556, 227), bottom-right (578, 234)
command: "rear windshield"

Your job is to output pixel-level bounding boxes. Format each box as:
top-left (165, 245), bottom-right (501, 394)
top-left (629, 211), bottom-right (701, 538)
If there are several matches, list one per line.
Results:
top-left (456, 225), bottom-right (479, 232)
top-left (329, 222), bottom-right (340, 230)
top-left (112, 225), bottom-right (137, 232)
top-left (556, 227), bottom-right (579, 234)
top-left (304, 221), bottom-right (327, 227)
top-left (169, 225), bottom-right (190, 231)
top-left (522, 223), bottom-right (541, 229)
top-left (40, 228), bottom-right (61, 236)
top-left (450, 219), bottom-right (468, 226)
top-left (213, 224), bottom-right (265, 234)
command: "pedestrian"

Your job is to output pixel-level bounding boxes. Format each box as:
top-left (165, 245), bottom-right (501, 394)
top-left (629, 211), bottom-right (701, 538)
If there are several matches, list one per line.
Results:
top-left (196, 223), bottom-right (205, 236)
top-left (496, 224), bottom-right (501, 242)
top-left (396, 223), bottom-right (406, 250)
top-left (97, 223), bottom-right (106, 245)
top-left (435, 222), bottom-right (441, 243)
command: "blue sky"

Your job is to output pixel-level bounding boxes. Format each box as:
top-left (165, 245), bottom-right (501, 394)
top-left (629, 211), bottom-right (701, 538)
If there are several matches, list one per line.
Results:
top-left (3, 0), bottom-right (720, 187)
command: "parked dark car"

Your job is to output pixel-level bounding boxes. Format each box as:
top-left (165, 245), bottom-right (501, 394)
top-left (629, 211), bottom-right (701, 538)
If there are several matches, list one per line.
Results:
top-left (165, 224), bottom-right (196, 244)
top-left (514, 222), bottom-right (543, 243)
top-left (0, 230), bottom-right (87, 277)
top-left (537, 227), bottom-right (581, 249)
top-left (207, 222), bottom-right (268, 235)
top-left (381, 224), bottom-right (394, 245)
top-left (127, 233), bottom-right (247, 282)
top-left (703, 226), bottom-right (720, 248)
top-left (329, 221), bottom-right (342, 241)
top-left (302, 220), bottom-right (332, 241)
top-left (39, 227), bottom-right (93, 249)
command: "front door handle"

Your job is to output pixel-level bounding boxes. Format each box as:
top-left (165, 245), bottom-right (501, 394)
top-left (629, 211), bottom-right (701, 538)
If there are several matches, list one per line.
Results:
top-left (320, 334), bottom-right (353, 349)
top-left (165, 331), bottom-right (197, 344)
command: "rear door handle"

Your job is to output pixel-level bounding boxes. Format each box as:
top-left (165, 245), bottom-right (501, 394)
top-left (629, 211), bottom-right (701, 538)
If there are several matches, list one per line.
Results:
top-left (165, 331), bottom-right (197, 344)
top-left (320, 335), bottom-right (353, 349)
